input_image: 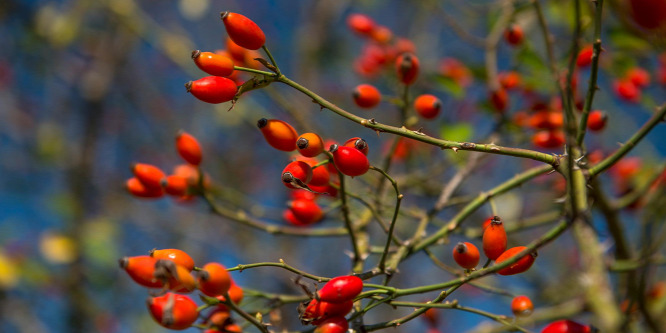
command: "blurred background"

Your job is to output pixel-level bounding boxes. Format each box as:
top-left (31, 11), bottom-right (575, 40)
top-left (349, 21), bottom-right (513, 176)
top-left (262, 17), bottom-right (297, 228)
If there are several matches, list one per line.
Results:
top-left (1, 0), bottom-right (665, 332)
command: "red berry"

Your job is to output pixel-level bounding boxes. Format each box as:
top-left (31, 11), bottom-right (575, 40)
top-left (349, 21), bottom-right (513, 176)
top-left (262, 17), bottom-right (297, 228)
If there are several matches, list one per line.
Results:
top-left (495, 246), bottom-right (537, 275)
top-left (347, 13), bottom-right (375, 36)
top-left (627, 67), bottom-right (650, 88)
top-left (576, 45), bottom-right (594, 67)
top-left (186, 76), bottom-right (237, 104)
top-left (452, 242), bottom-right (480, 269)
top-left (353, 84), bottom-right (381, 108)
top-left (282, 160), bottom-right (313, 189)
top-left (541, 319), bottom-right (592, 333)
top-left (221, 12), bottom-right (266, 50)
top-left (257, 118), bottom-right (299, 152)
top-left (176, 131), bottom-right (203, 166)
top-left (613, 79), bottom-right (641, 102)
top-left (147, 293), bottom-right (198, 330)
top-left (482, 216), bottom-right (507, 261)
top-left (504, 24), bottom-right (524, 45)
top-left (329, 144), bottom-right (370, 177)
top-left (628, 0), bottom-right (666, 30)
top-left (511, 295), bottom-right (534, 317)
top-left (490, 88), bottom-right (509, 113)
top-left (414, 94), bottom-right (442, 119)
top-left (283, 209), bottom-right (309, 226)
top-left (586, 110), bottom-right (607, 131)
top-left (297, 157), bottom-right (330, 187)
top-left (119, 255), bottom-right (163, 288)
top-left (532, 130), bottom-right (565, 149)
top-left (192, 50), bottom-right (235, 77)
top-left (314, 317), bottom-right (349, 333)
top-left (342, 137), bottom-right (369, 156)
top-left (300, 299), bottom-right (353, 324)
top-left (150, 249), bottom-right (195, 271)
top-left (198, 262), bottom-right (232, 297)
top-left (289, 199), bottom-right (323, 225)
top-left (395, 53), bottom-right (420, 85)
top-left (317, 275), bottom-right (363, 303)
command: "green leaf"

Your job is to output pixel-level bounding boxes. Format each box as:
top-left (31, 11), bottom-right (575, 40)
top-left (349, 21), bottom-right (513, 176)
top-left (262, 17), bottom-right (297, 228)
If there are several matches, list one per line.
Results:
top-left (440, 123), bottom-right (473, 143)
top-left (609, 28), bottom-right (653, 53)
top-left (433, 76), bottom-right (465, 99)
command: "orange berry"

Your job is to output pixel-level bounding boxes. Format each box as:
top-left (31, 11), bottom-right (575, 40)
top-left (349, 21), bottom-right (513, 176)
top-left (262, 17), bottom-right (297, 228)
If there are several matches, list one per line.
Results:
top-left (154, 259), bottom-right (197, 292)
top-left (126, 177), bottom-right (164, 199)
top-left (395, 53), bottom-right (420, 85)
top-left (225, 37), bottom-right (247, 62)
top-left (119, 255), bottom-right (163, 288)
top-left (198, 262), bottom-right (232, 297)
top-left (414, 94), bottom-right (442, 120)
top-left (216, 281), bottom-right (244, 304)
top-left (297, 133), bottom-right (325, 157)
top-left (221, 12), bottom-right (265, 50)
top-left (150, 248), bottom-right (195, 271)
top-left (132, 163), bottom-right (166, 189)
top-left (163, 175), bottom-right (189, 197)
top-left (370, 25), bottom-right (393, 44)
top-left (176, 131), bottom-right (203, 166)
top-left (482, 216), bottom-right (507, 261)
top-left (147, 293), bottom-right (198, 330)
top-left (257, 118), bottom-right (299, 152)
top-left (499, 71), bottom-right (522, 90)
top-left (511, 295), bottom-right (534, 317)
top-left (353, 84), bottom-right (381, 109)
top-left (452, 242), bottom-right (480, 269)
top-left (192, 50), bottom-right (234, 77)
top-left (495, 246), bottom-right (537, 275)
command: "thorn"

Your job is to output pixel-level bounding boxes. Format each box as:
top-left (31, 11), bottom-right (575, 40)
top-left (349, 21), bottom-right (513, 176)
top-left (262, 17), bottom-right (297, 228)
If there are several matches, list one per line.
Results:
top-left (451, 147), bottom-right (459, 153)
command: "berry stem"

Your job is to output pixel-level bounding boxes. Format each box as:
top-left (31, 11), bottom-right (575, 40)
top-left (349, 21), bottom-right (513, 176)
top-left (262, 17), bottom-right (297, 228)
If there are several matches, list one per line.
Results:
top-left (576, 0), bottom-right (605, 147)
top-left (261, 45), bottom-right (281, 75)
top-left (370, 166), bottom-right (403, 274)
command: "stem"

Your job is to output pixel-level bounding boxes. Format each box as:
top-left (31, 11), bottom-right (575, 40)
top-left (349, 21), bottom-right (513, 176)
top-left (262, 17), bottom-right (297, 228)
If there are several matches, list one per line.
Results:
top-left (576, 0), bottom-right (605, 146)
top-left (233, 65), bottom-right (275, 76)
top-left (221, 291), bottom-right (269, 333)
top-left (389, 301), bottom-right (532, 333)
top-left (200, 188), bottom-right (348, 237)
top-left (326, 151), bottom-right (363, 273)
top-left (261, 45), bottom-right (280, 75)
top-left (589, 104), bottom-right (666, 177)
top-left (227, 260), bottom-right (329, 281)
top-left (276, 75), bottom-right (559, 166)
top-left (371, 166), bottom-right (403, 273)
top-left (413, 164), bottom-right (554, 254)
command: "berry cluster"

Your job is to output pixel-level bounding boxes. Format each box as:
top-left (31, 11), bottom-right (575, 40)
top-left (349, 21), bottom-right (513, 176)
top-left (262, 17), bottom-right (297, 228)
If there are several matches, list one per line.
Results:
top-left (120, 249), bottom-right (242, 331)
